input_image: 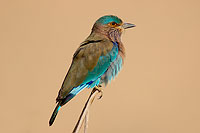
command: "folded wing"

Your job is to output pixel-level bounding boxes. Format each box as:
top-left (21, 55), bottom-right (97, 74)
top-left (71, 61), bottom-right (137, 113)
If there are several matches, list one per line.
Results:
top-left (56, 39), bottom-right (116, 103)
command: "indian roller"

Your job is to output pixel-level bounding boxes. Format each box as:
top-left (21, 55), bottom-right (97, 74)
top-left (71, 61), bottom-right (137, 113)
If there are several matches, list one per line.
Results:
top-left (49, 15), bottom-right (135, 126)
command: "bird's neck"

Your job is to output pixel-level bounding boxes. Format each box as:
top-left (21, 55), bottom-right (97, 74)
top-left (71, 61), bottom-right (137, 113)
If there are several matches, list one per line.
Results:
top-left (91, 25), bottom-right (125, 58)
top-left (91, 24), bottom-right (122, 43)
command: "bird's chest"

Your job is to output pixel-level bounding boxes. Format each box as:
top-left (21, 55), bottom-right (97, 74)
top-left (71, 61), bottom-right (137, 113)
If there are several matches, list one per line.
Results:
top-left (91, 44), bottom-right (118, 74)
top-left (99, 42), bottom-right (124, 85)
top-left (99, 44), bottom-right (118, 65)
top-left (84, 44), bottom-right (119, 83)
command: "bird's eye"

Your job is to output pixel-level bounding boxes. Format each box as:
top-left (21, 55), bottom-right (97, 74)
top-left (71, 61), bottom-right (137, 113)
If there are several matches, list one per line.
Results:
top-left (110, 22), bottom-right (117, 27)
top-left (111, 22), bottom-right (116, 25)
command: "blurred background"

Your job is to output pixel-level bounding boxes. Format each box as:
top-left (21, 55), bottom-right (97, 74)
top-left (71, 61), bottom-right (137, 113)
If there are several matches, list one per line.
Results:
top-left (0, 0), bottom-right (200, 133)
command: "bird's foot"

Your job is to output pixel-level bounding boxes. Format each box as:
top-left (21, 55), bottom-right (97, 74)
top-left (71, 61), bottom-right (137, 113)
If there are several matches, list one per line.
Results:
top-left (94, 85), bottom-right (103, 99)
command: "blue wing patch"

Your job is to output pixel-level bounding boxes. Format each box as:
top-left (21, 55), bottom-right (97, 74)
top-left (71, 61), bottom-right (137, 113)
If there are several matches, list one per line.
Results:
top-left (61, 42), bottom-right (119, 106)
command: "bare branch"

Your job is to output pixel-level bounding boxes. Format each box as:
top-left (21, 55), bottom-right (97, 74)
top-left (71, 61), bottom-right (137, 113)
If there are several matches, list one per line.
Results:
top-left (84, 110), bottom-right (89, 133)
top-left (72, 87), bottom-right (101, 133)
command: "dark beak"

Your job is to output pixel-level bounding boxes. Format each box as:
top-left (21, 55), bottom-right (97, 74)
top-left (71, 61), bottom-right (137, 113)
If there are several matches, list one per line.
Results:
top-left (122, 23), bottom-right (136, 29)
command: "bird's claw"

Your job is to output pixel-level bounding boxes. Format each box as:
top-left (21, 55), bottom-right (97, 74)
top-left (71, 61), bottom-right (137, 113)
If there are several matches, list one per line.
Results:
top-left (98, 90), bottom-right (103, 99)
top-left (95, 85), bottom-right (103, 100)
top-left (98, 85), bottom-right (102, 87)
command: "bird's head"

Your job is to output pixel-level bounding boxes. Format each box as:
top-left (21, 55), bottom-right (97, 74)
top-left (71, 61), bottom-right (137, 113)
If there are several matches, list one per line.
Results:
top-left (92, 15), bottom-right (135, 42)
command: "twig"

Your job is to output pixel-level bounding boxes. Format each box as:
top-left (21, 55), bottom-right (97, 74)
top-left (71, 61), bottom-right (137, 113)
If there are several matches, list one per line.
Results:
top-left (72, 87), bottom-right (100, 133)
top-left (84, 110), bottom-right (89, 133)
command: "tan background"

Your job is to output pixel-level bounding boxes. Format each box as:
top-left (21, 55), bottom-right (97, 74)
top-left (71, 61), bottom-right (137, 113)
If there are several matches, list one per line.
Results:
top-left (1, 0), bottom-right (200, 133)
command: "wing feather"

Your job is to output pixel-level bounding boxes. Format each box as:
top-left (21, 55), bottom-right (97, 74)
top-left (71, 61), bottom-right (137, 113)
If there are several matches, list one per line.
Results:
top-left (56, 39), bottom-right (113, 101)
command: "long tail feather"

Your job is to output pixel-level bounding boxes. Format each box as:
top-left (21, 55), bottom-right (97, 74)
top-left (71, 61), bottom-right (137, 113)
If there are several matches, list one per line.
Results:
top-left (49, 102), bottom-right (61, 126)
top-left (49, 84), bottom-right (89, 126)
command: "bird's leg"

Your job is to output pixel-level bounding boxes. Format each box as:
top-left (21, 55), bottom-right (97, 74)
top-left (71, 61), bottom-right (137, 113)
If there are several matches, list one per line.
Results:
top-left (95, 85), bottom-right (103, 100)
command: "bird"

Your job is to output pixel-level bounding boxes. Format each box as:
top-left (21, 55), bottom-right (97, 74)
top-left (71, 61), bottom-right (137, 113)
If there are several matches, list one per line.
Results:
top-left (49, 15), bottom-right (135, 126)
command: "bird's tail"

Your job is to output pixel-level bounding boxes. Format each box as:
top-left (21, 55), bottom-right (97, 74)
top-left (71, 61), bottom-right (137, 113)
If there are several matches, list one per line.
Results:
top-left (49, 102), bottom-right (61, 126)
